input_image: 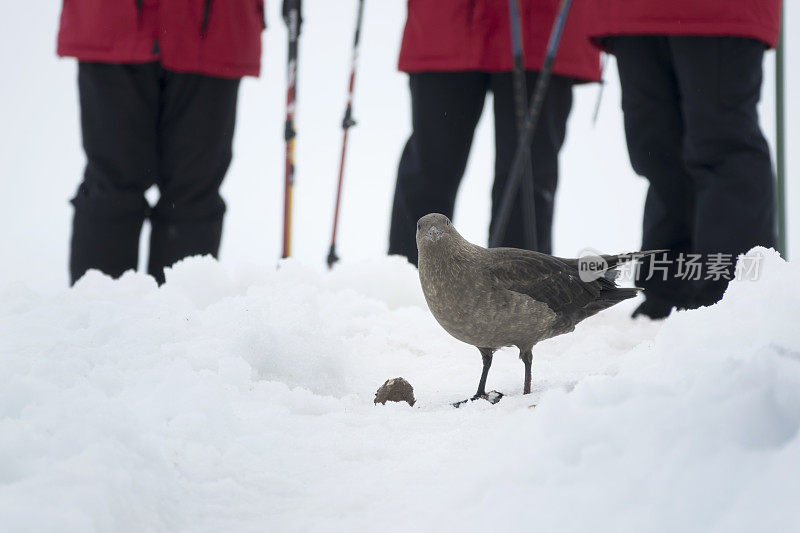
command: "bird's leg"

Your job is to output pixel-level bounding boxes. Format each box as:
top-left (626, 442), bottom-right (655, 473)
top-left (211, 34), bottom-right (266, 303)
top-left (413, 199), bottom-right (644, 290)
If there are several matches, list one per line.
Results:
top-left (475, 347), bottom-right (495, 398)
top-left (453, 348), bottom-right (498, 408)
top-left (521, 348), bottom-right (533, 395)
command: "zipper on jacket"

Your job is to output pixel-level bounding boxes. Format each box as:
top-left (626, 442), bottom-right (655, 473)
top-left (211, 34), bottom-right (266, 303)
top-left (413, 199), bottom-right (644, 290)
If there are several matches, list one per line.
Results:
top-left (201, 0), bottom-right (212, 36)
top-left (135, 0), bottom-right (144, 28)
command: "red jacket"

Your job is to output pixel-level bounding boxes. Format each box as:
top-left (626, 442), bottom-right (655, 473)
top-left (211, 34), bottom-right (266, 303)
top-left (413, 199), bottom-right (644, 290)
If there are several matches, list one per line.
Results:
top-left (398, 0), bottom-right (601, 82)
top-left (588, 0), bottom-right (782, 48)
top-left (57, 0), bottom-right (265, 79)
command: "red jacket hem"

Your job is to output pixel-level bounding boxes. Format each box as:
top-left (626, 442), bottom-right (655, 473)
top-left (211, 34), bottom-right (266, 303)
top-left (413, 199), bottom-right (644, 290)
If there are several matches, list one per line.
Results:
top-left (591, 21), bottom-right (779, 49)
top-left (397, 58), bottom-right (601, 83)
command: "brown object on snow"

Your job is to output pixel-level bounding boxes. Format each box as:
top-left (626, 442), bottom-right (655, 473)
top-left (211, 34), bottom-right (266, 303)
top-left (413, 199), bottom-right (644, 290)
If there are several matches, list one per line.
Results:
top-left (374, 377), bottom-right (416, 406)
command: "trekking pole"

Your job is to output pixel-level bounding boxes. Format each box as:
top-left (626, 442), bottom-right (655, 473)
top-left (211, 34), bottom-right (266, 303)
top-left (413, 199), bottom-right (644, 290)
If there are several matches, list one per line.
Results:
top-left (282, 0), bottom-right (301, 259)
top-left (490, 0), bottom-right (573, 248)
top-left (327, 0), bottom-right (366, 269)
top-left (507, 0), bottom-right (538, 251)
top-left (776, 3), bottom-right (787, 258)
top-left (592, 53), bottom-right (608, 125)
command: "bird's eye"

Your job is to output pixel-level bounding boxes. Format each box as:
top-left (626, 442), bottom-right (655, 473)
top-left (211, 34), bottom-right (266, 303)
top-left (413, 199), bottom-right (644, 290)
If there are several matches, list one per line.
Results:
top-left (446, 220), bottom-right (450, 226)
top-left (417, 223), bottom-right (421, 231)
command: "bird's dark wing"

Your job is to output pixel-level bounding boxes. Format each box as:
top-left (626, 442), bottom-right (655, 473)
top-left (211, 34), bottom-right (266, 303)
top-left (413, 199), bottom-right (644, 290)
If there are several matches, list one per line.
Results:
top-left (487, 248), bottom-right (605, 314)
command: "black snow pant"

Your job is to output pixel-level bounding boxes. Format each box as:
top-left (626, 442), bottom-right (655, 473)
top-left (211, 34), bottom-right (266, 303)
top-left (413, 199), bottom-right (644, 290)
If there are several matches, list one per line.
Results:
top-left (70, 62), bottom-right (240, 285)
top-left (388, 71), bottom-right (574, 265)
top-left (611, 36), bottom-right (776, 313)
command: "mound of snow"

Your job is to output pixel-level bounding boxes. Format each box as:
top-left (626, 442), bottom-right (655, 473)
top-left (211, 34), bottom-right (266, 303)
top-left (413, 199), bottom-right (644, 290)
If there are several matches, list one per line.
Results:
top-left (1, 249), bottom-right (798, 532)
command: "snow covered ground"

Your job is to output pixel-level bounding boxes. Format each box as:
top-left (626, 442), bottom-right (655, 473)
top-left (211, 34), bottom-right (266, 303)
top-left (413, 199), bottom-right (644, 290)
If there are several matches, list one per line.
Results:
top-left (2, 1), bottom-right (800, 531)
top-left (2, 249), bottom-right (799, 531)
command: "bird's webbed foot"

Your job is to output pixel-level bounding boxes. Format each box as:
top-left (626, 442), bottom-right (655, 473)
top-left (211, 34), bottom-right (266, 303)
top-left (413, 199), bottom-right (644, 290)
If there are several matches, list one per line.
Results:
top-left (482, 390), bottom-right (504, 404)
top-left (452, 390), bottom-right (504, 408)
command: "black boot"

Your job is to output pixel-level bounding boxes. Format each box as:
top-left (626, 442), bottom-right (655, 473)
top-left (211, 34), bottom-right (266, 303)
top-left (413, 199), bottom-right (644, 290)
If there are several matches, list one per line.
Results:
top-left (631, 297), bottom-right (673, 320)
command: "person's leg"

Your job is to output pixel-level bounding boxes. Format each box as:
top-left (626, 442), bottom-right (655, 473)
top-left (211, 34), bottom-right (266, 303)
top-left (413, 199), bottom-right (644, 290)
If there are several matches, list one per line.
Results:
top-left (612, 36), bottom-right (696, 317)
top-left (70, 62), bottom-right (160, 284)
top-left (148, 68), bottom-right (240, 284)
top-left (388, 72), bottom-right (489, 265)
top-left (671, 36), bottom-right (776, 306)
top-left (489, 71), bottom-right (573, 253)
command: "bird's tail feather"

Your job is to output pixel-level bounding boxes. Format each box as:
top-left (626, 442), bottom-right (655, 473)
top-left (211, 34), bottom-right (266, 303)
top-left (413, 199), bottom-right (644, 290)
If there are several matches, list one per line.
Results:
top-left (602, 287), bottom-right (643, 301)
top-left (555, 254), bottom-right (655, 327)
top-left (601, 249), bottom-right (668, 270)
top-left (600, 249), bottom-right (668, 285)
top-left (583, 287), bottom-right (642, 316)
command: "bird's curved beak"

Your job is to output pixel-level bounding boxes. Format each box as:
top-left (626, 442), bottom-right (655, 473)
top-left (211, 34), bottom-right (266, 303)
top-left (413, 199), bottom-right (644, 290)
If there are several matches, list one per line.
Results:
top-left (425, 225), bottom-right (443, 242)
